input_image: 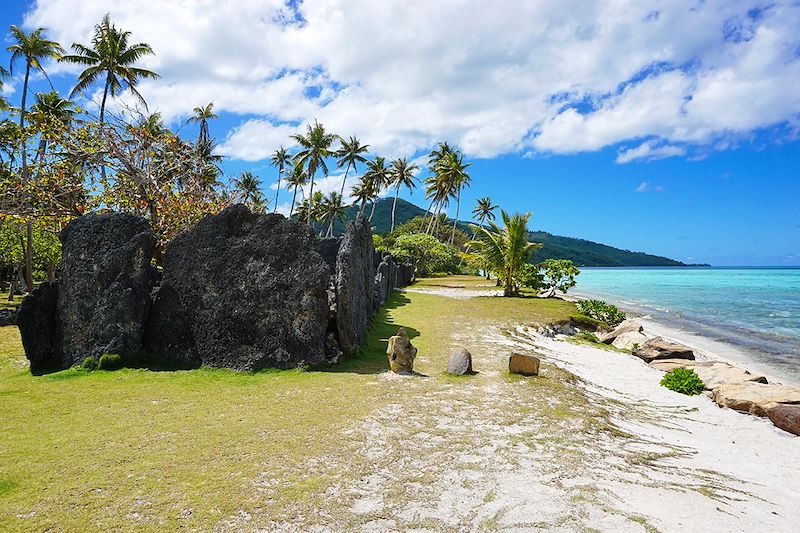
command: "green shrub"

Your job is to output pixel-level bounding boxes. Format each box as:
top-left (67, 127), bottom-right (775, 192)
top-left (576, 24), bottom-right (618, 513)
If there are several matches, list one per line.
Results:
top-left (98, 353), bottom-right (123, 371)
top-left (577, 331), bottom-right (601, 343)
top-left (389, 233), bottom-right (458, 276)
top-left (78, 356), bottom-right (98, 371)
top-left (575, 299), bottom-right (626, 326)
top-left (660, 368), bottom-right (705, 395)
top-left (570, 313), bottom-right (605, 331)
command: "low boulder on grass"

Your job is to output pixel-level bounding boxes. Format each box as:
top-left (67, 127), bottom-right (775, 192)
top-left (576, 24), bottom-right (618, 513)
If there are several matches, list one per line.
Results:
top-left (447, 348), bottom-right (474, 375)
top-left (509, 353), bottom-right (540, 376)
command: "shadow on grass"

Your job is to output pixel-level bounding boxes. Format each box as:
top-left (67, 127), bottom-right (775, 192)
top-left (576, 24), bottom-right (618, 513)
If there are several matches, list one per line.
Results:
top-left (319, 292), bottom-right (418, 375)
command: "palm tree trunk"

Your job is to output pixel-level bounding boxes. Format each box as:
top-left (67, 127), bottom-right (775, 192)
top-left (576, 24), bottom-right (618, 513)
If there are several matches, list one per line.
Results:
top-left (424, 198), bottom-right (436, 234)
top-left (451, 187), bottom-right (461, 245)
top-left (306, 167), bottom-right (316, 225)
top-left (98, 77), bottom-right (110, 183)
top-left (7, 265), bottom-right (22, 301)
top-left (390, 186), bottom-right (400, 233)
top-left (273, 167), bottom-right (282, 213)
top-left (19, 64), bottom-right (35, 293)
top-left (339, 162), bottom-right (351, 197)
top-left (289, 186), bottom-right (298, 218)
top-left (369, 199), bottom-right (377, 222)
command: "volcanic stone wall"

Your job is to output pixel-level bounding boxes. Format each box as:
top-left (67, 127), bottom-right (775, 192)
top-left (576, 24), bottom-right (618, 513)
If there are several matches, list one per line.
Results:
top-left (17, 205), bottom-right (414, 374)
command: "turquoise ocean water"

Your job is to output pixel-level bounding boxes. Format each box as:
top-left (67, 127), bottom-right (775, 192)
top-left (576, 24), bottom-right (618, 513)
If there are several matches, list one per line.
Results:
top-left (573, 267), bottom-right (800, 380)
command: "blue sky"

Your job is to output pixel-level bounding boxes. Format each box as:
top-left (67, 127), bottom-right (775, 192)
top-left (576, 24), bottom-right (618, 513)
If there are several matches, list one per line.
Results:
top-left (2, 0), bottom-right (799, 266)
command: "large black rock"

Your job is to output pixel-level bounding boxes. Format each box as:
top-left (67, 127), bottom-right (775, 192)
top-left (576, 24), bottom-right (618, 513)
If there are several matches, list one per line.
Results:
top-left (58, 212), bottom-right (156, 366)
top-left (16, 282), bottom-right (61, 374)
top-left (146, 205), bottom-right (331, 370)
top-left (314, 237), bottom-right (341, 272)
top-left (334, 216), bottom-right (375, 353)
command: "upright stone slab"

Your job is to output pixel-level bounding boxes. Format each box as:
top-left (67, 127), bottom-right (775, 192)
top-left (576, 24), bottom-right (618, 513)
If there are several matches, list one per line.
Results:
top-left (16, 282), bottom-right (61, 374)
top-left (334, 216), bottom-right (375, 353)
top-left (58, 212), bottom-right (156, 367)
top-left (146, 205), bottom-right (331, 370)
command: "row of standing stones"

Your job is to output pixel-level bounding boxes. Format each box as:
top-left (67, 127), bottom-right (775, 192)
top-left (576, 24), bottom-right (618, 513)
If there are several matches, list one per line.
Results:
top-left (16, 205), bottom-right (414, 375)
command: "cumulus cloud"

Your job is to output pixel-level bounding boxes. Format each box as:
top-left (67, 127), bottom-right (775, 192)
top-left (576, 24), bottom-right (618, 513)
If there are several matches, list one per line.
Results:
top-left (22, 0), bottom-right (800, 162)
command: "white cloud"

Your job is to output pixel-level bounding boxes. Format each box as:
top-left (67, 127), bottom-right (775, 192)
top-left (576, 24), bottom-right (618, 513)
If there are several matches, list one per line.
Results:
top-left (22, 0), bottom-right (800, 162)
top-left (616, 140), bottom-right (686, 163)
top-left (635, 181), bottom-right (664, 193)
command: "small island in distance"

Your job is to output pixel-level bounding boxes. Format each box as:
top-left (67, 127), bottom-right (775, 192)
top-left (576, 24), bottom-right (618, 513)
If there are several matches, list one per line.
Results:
top-left (351, 198), bottom-right (710, 267)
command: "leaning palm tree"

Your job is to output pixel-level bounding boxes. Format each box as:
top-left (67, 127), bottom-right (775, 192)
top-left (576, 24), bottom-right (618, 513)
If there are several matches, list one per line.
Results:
top-left (320, 191), bottom-right (348, 237)
top-left (291, 120), bottom-right (337, 225)
top-left (187, 102), bottom-right (217, 145)
top-left (270, 146), bottom-right (290, 213)
top-left (285, 163), bottom-right (307, 218)
top-left (233, 171), bottom-right (261, 205)
top-left (62, 14), bottom-right (159, 124)
top-left (469, 211), bottom-right (542, 297)
top-left (438, 150), bottom-right (471, 245)
top-left (472, 197), bottom-right (497, 232)
top-left (350, 174), bottom-right (374, 216)
top-left (387, 158), bottom-right (419, 232)
top-left (0, 66), bottom-right (9, 110)
top-left (7, 26), bottom-right (64, 292)
top-left (362, 156), bottom-right (390, 222)
top-left (334, 135), bottom-right (369, 197)
top-left (423, 172), bottom-right (451, 235)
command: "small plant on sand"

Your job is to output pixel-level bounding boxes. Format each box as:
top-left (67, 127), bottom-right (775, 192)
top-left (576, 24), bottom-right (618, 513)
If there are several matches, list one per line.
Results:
top-left (660, 368), bottom-right (705, 395)
top-left (98, 353), bottom-right (123, 371)
top-left (575, 299), bottom-right (626, 326)
top-left (577, 331), bottom-right (601, 343)
top-left (78, 356), bottom-right (98, 371)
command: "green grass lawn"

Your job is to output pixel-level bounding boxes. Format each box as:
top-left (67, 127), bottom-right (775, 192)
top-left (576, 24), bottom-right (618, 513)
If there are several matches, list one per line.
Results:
top-left (0, 276), bottom-right (576, 531)
top-left (0, 295), bottom-right (23, 312)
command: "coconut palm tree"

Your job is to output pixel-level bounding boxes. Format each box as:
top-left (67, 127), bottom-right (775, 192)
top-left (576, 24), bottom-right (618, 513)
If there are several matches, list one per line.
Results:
top-left (0, 66), bottom-right (9, 110)
top-left (388, 158), bottom-right (419, 232)
top-left (351, 174), bottom-right (374, 216)
top-left (270, 146), bottom-right (290, 213)
top-left (472, 197), bottom-right (497, 231)
top-left (7, 26), bottom-right (64, 292)
top-left (285, 163), bottom-right (307, 218)
top-left (423, 172), bottom-right (451, 235)
top-left (320, 191), bottom-right (348, 237)
top-left (469, 211), bottom-right (542, 297)
top-left (62, 14), bottom-right (159, 124)
top-left (29, 91), bottom-right (77, 165)
top-left (438, 150), bottom-right (471, 245)
top-left (362, 156), bottom-right (389, 222)
top-left (424, 141), bottom-right (454, 218)
top-left (233, 171), bottom-right (261, 205)
top-left (291, 120), bottom-right (337, 225)
top-left (334, 135), bottom-right (369, 197)
top-left (187, 102), bottom-right (217, 145)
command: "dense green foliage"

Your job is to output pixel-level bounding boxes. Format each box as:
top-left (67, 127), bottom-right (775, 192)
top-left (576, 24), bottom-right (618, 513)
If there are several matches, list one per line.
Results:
top-left (570, 313), bottom-right (604, 331)
top-left (660, 368), bottom-right (705, 395)
top-left (575, 299), bottom-right (626, 326)
top-left (389, 233), bottom-right (457, 275)
top-left (538, 259), bottom-right (580, 296)
top-left (78, 356), bottom-right (98, 371)
top-left (97, 353), bottom-right (122, 371)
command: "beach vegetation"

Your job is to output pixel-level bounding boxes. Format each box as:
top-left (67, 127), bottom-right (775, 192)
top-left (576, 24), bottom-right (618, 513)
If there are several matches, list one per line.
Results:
top-left (660, 368), bottom-right (705, 395)
top-left (78, 356), bottom-right (98, 371)
top-left (570, 313), bottom-right (605, 331)
top-left (538, 259), bottom-right (580, 297)
top-left (389, 233), bottom-right (457, 276)
top-left (469, 211), bottom-right (542, 296)
top-left (575, 299), bottom-right (626, 326)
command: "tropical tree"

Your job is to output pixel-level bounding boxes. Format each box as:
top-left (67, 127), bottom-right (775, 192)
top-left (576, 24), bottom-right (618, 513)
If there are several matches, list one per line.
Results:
top-left (270, 146), bottom-right (290, 213)
top-left (350, 174), bottom-right (374, 216)
top-left (187, 102), bottom-right (217, 145)
top-left (320, 191), bottom-right (348, 237)
top-left (0, 66), bottom-right (9, 110)
top-left (469, 211), bottom-right (542, 297)
top-left (63, 14), bottom-right (159, 124)
top-left (291, 120), bottom-right (336, 225)
top-left (7, 26), bottom-right (64, 291)
top-left (334, 135), bottom-right (369, 197)
top-left (423, 173), bottom-right (451, 235)
top-left (285, 162), bottom-right (307, 218)
top-left (438, 150), bottom-right (471, 244)
top-left (362, 156), bottom-right (389, 221)
top-left (472, 197), bottom-right (497, 232)
top-left (387, 158), bottom-right (419, 232)
top-left (233, 171), bottom-right (261, 205)
top-left (538, 259), bottom-right (580, 297)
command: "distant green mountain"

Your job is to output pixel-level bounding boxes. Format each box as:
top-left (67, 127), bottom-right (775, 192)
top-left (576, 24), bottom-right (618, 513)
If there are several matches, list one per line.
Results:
top-left (337, 198), bottom-right (689, 267)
